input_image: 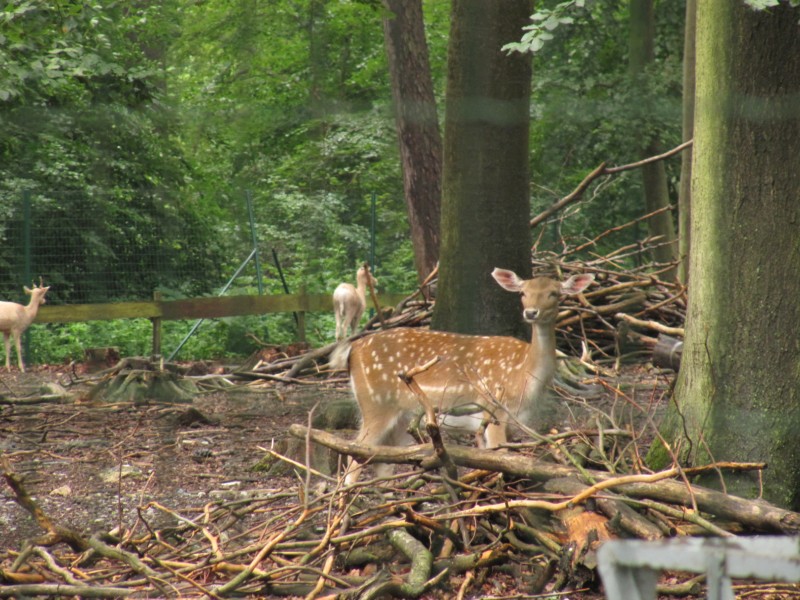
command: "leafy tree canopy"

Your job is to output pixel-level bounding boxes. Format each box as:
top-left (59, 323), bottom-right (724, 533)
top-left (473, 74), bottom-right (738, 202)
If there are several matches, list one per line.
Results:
top-left (0, 1), bottom-right (227, 302)
top-left (1, 0), bottom-right (690, 352)
top-left (523, 0), bottom-right (685, 257)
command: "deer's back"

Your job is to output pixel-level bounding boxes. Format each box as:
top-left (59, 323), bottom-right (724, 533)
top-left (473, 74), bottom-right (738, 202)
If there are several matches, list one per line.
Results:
top-left (0, 302), bottom-right (26, 332)
top-left (333, 282), bottom-right (356, 299)
top-left (348, 327), bottom-right (532, 411)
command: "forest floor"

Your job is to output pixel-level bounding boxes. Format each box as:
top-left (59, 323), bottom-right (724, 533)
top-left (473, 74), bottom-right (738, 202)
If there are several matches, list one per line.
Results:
top-left (0, 364), bottom-right (336, 551)
top-left (0, 361), bottom-right (797, 599)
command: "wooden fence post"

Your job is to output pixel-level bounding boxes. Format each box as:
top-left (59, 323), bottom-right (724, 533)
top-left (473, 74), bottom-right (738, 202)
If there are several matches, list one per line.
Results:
top-left (297, 284), bottom-right (307, 342)
top-left (151, 291), bottom-right (162, 359)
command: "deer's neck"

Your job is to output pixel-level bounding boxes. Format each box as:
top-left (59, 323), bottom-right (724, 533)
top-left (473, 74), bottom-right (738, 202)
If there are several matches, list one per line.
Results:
top-left (525, 323), bottom-right (558, 390)
top-left (355, 281), bottom-right (368, 304)
top-left (24, 297), bottom-right (42, 322)
top-left (532, 322), bottom-right (556, 353)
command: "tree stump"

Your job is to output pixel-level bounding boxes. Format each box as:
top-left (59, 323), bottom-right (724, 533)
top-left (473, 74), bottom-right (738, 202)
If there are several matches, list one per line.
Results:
top-left (83, 347), bottom-right (121, 373)
top-left (254, 398), bottom-right (359, 477)
top-left (652, 334), bottom-right (683, 371)
top-left (87, 358), bottom-right (198, 404)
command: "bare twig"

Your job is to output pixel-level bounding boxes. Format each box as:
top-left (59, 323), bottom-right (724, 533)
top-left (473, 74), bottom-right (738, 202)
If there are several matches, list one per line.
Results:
top-left (530, 140), bottom-right (692, 228)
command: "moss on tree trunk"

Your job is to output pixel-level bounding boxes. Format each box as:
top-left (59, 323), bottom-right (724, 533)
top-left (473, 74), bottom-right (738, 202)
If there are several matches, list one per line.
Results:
top-left (649, 0), bottom-right (800, 509)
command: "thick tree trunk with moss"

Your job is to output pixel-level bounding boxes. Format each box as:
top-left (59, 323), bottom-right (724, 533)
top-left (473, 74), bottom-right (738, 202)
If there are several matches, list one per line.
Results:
top-left (431, 0), bottom-right (532, 337)
top-left (382, 0), bottom-right (442, 283)
top-left (629, 0), bottom-right (678, 281)
top-left (649, 1), bottom-right (800, 509)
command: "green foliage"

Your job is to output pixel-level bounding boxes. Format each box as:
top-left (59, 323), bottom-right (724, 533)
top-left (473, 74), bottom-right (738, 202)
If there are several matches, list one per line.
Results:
top-left (0, 1), bottom-right (231, 302)
top-left (503, 0), bottom-right (585, 55)
top-left (5, 0), bottom-right (691, 360)
top-left (29, 317), bottom-right (267, 364)
top-left (170, 0), bottom-right (416, 310)
top-left (744, 0), bottom-right (800, 8)
top-left (526, 0), bottom-right (684, 258)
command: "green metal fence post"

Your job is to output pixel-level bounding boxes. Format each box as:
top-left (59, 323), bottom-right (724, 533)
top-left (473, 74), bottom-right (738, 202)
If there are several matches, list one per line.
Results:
top-left (370, 192), bottom-right (376, 273)
top-left (246, 190), bottom-right (264, 295)
top-left (22, 190), bottom-right (32, 365)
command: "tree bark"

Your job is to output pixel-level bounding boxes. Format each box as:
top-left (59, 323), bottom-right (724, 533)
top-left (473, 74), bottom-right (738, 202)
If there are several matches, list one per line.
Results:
top-left (649, 0), bottom-right (800, 509)
top-left (431, 0), bottom-right (533, 337)
top-left (382, 0), bottom-right (442, 283)
top-left (629, 0), bottom-right (679, 281)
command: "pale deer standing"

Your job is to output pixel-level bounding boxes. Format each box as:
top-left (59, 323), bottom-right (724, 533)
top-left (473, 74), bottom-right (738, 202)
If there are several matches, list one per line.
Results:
top-left (331, 268), bottom-right (594, 482)
top-left (0, 279), bottom-right (50, 373)
top-left (333, 265), bottom-right (378, 341)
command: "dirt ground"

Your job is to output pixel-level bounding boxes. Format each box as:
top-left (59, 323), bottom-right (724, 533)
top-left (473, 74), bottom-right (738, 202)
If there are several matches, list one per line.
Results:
top-left (0, 361), bottom-right (671, 599)
top-left (2, 363), bottom-right (796, 600)
top-left (0, 365), bottom-right (336, 551)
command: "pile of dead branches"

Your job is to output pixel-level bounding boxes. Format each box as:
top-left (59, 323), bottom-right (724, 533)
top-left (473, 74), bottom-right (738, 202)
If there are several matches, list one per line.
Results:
top-left (234, 240), bottom-right (687, 385)
top-left (0, 327), bottom-right (794, 598)
top-left (3, 399), bottom-right (799, 599)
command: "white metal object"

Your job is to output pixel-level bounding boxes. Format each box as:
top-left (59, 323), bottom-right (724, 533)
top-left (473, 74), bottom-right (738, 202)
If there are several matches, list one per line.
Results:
top-left (597, 536), bottom-right (800, 600)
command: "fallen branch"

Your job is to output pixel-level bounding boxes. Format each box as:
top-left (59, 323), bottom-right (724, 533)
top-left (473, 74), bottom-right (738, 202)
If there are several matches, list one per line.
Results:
top-left (0, 455), bottom-right (88, 552)
top-left (615, 312), bottom-right (685, 337)
top-left (0, 584), bottom-right (131, 598)
top-left (289, 425), bottom-right (798, 534)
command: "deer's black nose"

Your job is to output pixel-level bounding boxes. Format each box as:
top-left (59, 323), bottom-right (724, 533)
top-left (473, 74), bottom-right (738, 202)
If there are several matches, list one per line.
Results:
top-left (523, 308), bottom-right (540, 321)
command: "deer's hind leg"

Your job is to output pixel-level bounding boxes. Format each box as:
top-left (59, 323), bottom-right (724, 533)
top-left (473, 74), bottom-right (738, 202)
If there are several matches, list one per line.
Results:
top-left (484, 420), bottom-right (508, 448)
top-left (2, 332), bottom-right (11, 371)
top-left (346, 397), bottom-right (415, 484)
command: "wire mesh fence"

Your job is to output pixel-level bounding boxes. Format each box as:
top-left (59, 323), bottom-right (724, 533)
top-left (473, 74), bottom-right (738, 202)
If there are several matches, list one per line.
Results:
top-left (0, 189), bottom-right (389, 363)
top-left (0, 189), bottom-right (236, 306)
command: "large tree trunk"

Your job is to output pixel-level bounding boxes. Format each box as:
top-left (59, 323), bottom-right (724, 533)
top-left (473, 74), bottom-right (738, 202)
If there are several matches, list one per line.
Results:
top-left (649, 1), bottom-right (800, 509)
top-left (431, 0), bottom-right (532, 337)
top-left (677, 0), bottom-right (695, 284)
top-left (382, 0), bottom-right (442, 283)
top-left (629, 0), bottom-right (678, 281)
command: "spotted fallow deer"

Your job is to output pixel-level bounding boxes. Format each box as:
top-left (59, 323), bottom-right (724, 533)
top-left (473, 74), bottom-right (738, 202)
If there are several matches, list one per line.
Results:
top-left (333, 265), bottom-right (378, 341)
top-left (0, 279), bottom-right (50, 372)
top-left (331, 268), bottom-right (594, 482)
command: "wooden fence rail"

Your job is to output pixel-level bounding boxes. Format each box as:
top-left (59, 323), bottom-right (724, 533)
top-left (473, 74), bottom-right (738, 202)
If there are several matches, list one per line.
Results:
top-left (36, 292), bottom-right (409, 323)
top-left (35, 292), bottom-right (409, 356)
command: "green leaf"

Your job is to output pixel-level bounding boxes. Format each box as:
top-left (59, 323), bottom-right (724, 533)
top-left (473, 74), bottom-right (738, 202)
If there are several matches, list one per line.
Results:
top-left (743, 0), bottom-right (781, 8)
top-left (544, 15), bottom-right (561, 30)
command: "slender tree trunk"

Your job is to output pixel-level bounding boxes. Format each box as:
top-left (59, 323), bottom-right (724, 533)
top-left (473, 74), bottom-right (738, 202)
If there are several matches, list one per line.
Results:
top-left (307, 0), bottom-right (326, 120)
top-left (677, 0), bottom-right (695, 284)
top-left (431, 0), bottom-right (532, 337)
top-left (382, 0), bottom-right (442, 283)
top-left (629, 0), bottom-right (678, 280)
top-left (649, 0), bottom-right (800, 509)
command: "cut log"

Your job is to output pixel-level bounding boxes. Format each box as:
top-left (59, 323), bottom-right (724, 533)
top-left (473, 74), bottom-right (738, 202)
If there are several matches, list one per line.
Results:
top-left (652, 334), bottom-right (683, 370)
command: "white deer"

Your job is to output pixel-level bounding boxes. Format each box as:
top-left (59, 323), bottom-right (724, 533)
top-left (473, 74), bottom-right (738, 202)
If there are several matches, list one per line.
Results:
top-left (331, 268), bottom-right (594, 482)
top-left (0, 279), bottom-right (50, 372)
top-left (333, 265), bottom-right (378, 341)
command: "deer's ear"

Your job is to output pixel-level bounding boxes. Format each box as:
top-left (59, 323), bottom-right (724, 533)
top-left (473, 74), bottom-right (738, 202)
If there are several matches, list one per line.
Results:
top-left (492, 268), bottom-right (524, 293)
top-left (23, 286), bottom-right (32, 295)
top-left (561, 273), bottom-right (594, 296)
